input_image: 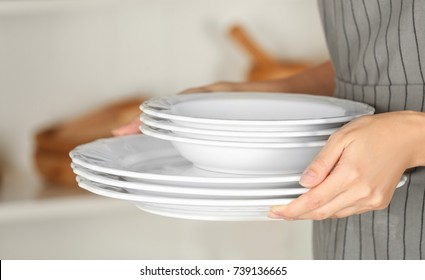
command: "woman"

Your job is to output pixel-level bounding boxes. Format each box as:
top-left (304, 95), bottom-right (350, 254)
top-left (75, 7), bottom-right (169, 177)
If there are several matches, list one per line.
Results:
top-left (114, 0), bottom-right (425, 259)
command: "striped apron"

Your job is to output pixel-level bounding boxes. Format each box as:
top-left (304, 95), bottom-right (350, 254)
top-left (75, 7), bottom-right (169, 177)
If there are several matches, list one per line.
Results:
top-left (314, 0), bottom-right (425, 259)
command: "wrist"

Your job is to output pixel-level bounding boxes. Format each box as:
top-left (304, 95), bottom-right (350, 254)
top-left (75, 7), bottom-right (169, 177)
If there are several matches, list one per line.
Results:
top-left (404, 111), bottom-right (425, 167)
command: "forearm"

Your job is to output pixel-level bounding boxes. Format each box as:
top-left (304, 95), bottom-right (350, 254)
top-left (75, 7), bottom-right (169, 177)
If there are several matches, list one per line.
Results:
top-left (182, 61), bottom-right (335, 95)
top-left (234, 61), bottom-right (335, 96)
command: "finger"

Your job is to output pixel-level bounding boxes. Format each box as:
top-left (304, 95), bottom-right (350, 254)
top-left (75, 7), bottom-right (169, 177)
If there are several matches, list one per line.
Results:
top-left (329, 206), bottom-right (365, 219)
top-left (180, 82), bottom-right (242, 94)
top-left (292, 188), bottom-right (365, 220)
top-left (299, 132), bottom-right (347, 188)
top-left (111, 118), bottom-right (141, 136)
top-left (270, 166), bottom-right (350, 218)
top-left (180, 87), bottom-right (211, 94)
top-left (329, 186), bottom-right (396, 219)
top-left (279, 172), bottom-right (401, 220)
top-left (180, 82), bottom-right (229, 94)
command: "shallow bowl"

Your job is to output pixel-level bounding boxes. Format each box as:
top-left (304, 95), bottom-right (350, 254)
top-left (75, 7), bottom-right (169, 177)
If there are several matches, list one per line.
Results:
top-left (141, 125), bottom-right (325, 175)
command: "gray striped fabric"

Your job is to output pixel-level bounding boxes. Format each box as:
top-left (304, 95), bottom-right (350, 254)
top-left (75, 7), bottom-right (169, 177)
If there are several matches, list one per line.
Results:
top-left (314, 0), bottom-right (425, 259)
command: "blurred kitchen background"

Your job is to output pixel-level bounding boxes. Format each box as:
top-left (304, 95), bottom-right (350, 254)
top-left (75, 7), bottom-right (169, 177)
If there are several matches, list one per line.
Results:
top-left (0, 0), bottom-right (329, 259)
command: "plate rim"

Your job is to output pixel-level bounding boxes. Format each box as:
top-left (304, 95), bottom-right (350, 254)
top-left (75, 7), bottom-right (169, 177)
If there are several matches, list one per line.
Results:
top-left (69, 135), bottom-right (303, 184)
top-left (142, 92), bottom-right (375, 125)
top-left (136, 203), bottom-right (273, 221)
top-left (72, 163), bottom-right (309, 197)
top-left (140, 114), bottom-right (338, 137)
top-left (141, 124), bottom-right (327, 148)
top-left (77, 176), bottom-right (297, 206)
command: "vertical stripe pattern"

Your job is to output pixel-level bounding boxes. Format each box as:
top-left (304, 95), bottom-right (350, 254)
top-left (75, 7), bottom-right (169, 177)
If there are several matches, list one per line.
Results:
top-left (314, 0), bottom-right (425, 260)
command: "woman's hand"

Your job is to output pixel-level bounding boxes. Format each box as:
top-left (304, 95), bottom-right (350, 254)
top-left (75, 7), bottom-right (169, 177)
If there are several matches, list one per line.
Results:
top-left (181, 81), bottom-right (252, 94)
top-left (183, 61), bottom-right (335, 95)
top-left (268, 111), bottom-right (425, 220)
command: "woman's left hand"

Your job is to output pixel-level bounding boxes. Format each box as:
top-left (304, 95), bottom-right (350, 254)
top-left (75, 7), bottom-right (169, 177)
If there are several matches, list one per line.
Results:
top-left (268, 111), bottom-right (425, 220)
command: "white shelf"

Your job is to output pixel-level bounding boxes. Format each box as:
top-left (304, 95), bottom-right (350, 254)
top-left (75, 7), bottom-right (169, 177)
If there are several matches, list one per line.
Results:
top-left (0, 193), bottom-right (313, 259)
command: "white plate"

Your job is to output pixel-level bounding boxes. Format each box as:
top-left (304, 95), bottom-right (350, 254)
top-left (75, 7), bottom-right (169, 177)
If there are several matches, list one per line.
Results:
top-left (139, 202), bottom-right (271, 212)
top-left (141, 114), bottom-right (338, 137)
top-left (141, 125), bottom-right (324, 175)
top-left (77, 175), bottom-right (407, 206)
top-left (76, 176), bottom-right (297, 206)
top-left (141, 115), bottom-right (330, 143)
top-left (139, 174), bottom-right (408, 220)
top-left (141, 124), bottom-right (327, 148)
top-left (77, 175), bottom-right (408, 221)
top-left (72, 163), bottom-right (309, 197)
top-left (136, 203), bottom-right (273, 221)
top-left (70, 135), bottom-right (407, 186)
top-left (141, 92), bottom-right (374, 130)
top-left (69, 135), bottom-right (304, 186)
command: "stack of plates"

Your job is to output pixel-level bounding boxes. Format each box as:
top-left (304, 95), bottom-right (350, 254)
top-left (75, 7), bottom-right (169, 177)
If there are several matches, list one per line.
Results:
top-left (70, 92), bottom-right (407, 221)
top-left (140, 93), bottom-right (375, 175)
top-left (71, 135), bottom-right (310, 221)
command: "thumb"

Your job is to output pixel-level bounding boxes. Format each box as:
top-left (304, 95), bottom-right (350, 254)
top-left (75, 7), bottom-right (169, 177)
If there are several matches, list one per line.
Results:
top-left (300, 135), bottom-right (345, 188)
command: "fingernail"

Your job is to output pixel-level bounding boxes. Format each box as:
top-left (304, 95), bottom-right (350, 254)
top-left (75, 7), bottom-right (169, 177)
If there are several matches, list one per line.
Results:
top-left (300, 169), bottom-right (316, 186)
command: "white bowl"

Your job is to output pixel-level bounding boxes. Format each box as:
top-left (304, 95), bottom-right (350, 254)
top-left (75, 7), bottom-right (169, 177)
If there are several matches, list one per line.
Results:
top-left (141, 92), bottom-right (374, 131)
top-left (141, 125), bottom-right (325, 175)
top-left (163, 130), bottom-right (329, 143)
top-left (141, 114), bottom-right (338, 141)
top-left (141, 114), bottom-right (332, 143)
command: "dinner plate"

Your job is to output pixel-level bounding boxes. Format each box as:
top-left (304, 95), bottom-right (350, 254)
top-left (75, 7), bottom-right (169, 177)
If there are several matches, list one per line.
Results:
top-left (70, 135), bottom-right (407, 187)
top-left (138, 202), bottom-right (271, 212)
top-left (77, 175), bottom-right (407, 205)
top-left (141, 93), bottom-right (374, 130)
top-left (72, 163), bottom-right (309, 197)
top-left (138, 174), bottom-right (409, 221)
top-left (77, 175), bottom-right (408, 221)
top-left (135, 203), bottom-right (272, 221)
top-left (76, 176), bottom-right (297, 206)
top-left (69, 135), bottom-right (304, 187)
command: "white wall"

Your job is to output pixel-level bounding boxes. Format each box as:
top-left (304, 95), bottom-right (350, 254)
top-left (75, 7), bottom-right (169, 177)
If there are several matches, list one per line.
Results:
top-left (0, 0), bottom-right (328, 196)
top-left (0, 0), bottom-right (328, 259)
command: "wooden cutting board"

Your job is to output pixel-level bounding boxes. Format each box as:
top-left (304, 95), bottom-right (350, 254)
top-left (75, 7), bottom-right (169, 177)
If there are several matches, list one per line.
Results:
top-left (34, 96), bottom-right (145, 188)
